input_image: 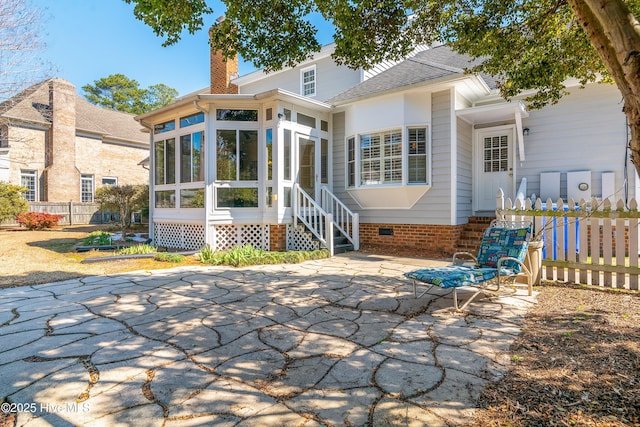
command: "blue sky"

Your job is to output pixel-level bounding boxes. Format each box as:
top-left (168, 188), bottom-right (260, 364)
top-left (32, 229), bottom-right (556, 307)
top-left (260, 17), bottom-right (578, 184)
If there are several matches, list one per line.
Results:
top-left (32, 0), bottom-right (334, 97)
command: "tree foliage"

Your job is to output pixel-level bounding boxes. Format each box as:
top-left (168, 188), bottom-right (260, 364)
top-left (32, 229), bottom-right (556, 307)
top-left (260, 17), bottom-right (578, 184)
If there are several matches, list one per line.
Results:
top-left (82, 74), bottom-right (178, 114)
top-left (125, 0), bottom-right (640, 174)
top-left (95, 184), bottom-right (148, 241)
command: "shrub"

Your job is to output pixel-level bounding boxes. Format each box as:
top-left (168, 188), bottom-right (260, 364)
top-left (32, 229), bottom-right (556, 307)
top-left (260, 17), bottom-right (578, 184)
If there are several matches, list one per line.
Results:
top-left (0, 182), bottom-right (28, 221)
top-left (154, 253), bottom-right (185, 263)
top-left (116, 244), bottom-right (157, 255)
top-left (83, 230), bottom-right (113, 246)
top-left (15, 212), bottom-right (64, 230)
top-left (197, 244), bottom-right (330, 267)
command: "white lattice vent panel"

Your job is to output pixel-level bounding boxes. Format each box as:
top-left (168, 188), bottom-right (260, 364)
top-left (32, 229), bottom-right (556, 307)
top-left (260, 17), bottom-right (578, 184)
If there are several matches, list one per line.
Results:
top-left (287, 224), bottom-right (320, 251)
top-left (182, 224), bottom-right (206, 250)
top-left (213, 225), bottom-right (238, 251)
top-left (154, 222), bottom-right (205, 250)
top-left (213, 224), bottom-right (270, 251)
top-left (240, 225), bottom-right (270, 250)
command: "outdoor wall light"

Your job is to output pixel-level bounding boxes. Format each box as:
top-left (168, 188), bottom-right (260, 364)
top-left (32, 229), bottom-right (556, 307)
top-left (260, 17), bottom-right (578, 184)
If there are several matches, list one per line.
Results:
top-left (578, 182), bottom-right (589, 191)
top-left (523, 127), bottom-right (530, 136)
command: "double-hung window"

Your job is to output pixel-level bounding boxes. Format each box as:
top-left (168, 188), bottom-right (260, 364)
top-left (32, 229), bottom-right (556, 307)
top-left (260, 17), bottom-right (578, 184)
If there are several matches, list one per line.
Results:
top-left (81, 175), bottom-right (94, 202)
top-left (301, 66), bottom-right (316, 97)
top-left (20, 170), bottom-right (37, 201)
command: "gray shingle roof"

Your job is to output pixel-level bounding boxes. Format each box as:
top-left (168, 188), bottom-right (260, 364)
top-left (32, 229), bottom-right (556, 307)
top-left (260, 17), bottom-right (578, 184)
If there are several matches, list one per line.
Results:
top-left (0, 78), bottom-right (147, 144)
top-left (328, 45), bottom-right (497, 104)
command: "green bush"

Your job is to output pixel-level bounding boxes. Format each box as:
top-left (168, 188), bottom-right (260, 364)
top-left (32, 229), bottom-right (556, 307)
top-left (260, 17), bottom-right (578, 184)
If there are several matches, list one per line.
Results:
top-left (83, 231), bottom-right (112, 246)
top-left (154, 253), bottom-right (185, 263)
top-left (197, 244), bottom-right (330, 267)
top-left (0, 182), bottom-right (28, 221)
top-left (115, 244), bottom-right (157, 255)
top-left (15, 212), bottom-right (65, 230)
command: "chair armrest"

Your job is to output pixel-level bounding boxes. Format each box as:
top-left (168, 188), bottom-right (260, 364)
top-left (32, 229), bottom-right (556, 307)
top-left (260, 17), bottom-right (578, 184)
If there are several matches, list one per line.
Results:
top-left (453, 252), bottom-right (477, 265)
top-left (496, 257), bottom-right (532, 292)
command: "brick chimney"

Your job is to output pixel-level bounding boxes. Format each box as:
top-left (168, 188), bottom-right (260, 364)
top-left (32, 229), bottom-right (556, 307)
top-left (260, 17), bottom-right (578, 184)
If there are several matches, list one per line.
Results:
top-left (44, 78), bottom-right (80, 202)
top-left (209, 25), bottom-right (238, 94)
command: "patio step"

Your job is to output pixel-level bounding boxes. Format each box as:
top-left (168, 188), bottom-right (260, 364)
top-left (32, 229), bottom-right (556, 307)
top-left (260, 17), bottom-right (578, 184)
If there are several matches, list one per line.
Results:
top-left (455, 216), bottom-right (494, 253)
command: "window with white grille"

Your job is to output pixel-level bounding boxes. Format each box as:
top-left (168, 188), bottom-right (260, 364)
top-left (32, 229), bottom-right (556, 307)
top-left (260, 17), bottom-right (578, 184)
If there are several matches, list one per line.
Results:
top-left (301, 66), bottom-right (316, 97)
top-left (20, 170), bottom-right (37, 201)
top-left (360, 129), bottom-right (401, 185)
top-left (483, 135), bottom-right (509, 172)
top-left (81, 174), bottom-right (94, 202)
top-left (408, 128), bottom-right (427, 183)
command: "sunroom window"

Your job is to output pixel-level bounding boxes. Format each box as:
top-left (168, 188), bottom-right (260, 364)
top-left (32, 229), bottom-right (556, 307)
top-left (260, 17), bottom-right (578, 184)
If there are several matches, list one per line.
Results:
top-left (216, 130), bottom-right (258, 181)
top-left (154, 138), bottom-right (175, 185)
top-left (180, 131), bottom-right (204, 183)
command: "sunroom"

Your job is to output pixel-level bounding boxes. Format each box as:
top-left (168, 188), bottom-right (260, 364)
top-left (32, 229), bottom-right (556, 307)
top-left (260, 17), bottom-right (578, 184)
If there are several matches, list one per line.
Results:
top-left (138, 89), bottom-right (341, 252)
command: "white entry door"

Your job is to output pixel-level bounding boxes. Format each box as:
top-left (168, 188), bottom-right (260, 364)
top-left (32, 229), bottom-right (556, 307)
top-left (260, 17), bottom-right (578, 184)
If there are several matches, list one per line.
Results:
top-left (474, 127), bottom-right (514, 212)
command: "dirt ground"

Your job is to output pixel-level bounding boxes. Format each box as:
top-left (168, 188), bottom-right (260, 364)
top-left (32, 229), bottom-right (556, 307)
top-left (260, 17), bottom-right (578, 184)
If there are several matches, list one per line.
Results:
top-left (0, 225), bottom-right (200, 288)
top-left (1, 227), bottom-right (639, 426)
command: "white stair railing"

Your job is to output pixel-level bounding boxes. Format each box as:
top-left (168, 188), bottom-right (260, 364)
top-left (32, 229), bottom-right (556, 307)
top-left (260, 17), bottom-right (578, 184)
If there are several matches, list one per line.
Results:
top-left (320, 186), bottom-right (360, 250)
top-left (293, 184), bottom-right (334, 256)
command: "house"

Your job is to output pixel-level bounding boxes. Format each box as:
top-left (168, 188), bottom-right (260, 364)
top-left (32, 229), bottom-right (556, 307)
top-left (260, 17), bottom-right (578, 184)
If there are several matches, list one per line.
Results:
top-left (135, 44), bottom-right (632, 255)
top-left (0, 78), bottom-right (149, 205)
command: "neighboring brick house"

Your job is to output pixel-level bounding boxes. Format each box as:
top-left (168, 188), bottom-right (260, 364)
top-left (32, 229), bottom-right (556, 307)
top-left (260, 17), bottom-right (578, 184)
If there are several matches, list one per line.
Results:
top-left (0, 78), bottom-right (149, 203)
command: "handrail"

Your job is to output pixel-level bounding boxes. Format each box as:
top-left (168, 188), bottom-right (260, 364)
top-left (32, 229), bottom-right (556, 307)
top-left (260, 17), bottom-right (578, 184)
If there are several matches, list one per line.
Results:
top-left (293, 184), bottom-right (334, 256)
top-left (320, 186), bottom-right (360, 250)
top-left (516, 177), bottom-right (527, 205)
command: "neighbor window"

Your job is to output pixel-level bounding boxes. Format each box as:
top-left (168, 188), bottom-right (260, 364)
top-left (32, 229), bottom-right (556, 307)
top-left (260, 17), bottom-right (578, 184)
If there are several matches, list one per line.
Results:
top-left (81, 174), bottom-right (94, 202)
top-left (20, 170), bottom-right (37, 201)
top-left (180, 131), bottom-right (204, 183)
top-left (301, 65), bottom-right (316, 97)
top-left (216, 130), bottom-right (258, 181)
top-left (102, 177), bottom-right (117, 186)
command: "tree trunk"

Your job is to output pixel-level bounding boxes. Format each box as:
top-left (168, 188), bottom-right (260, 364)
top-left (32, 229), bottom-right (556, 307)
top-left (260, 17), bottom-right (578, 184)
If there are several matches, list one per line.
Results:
top-left (567, 0), bottom-right (640, 178)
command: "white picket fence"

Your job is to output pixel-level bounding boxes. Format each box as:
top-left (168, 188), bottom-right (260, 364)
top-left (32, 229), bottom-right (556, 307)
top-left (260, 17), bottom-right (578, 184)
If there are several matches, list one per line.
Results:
top-left (497, 192), bottom-right (640, 290)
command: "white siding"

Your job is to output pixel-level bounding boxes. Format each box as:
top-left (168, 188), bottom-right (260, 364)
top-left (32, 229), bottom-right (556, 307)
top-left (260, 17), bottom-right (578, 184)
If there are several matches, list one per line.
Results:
top-left (333, 90), bottom-right (454, 225)
top-left (516, 83), bottom-right (632, 201)
top-left (456, 92), bottom-right (473, 223)
top-left (239, 56), bottom-right (361, 102)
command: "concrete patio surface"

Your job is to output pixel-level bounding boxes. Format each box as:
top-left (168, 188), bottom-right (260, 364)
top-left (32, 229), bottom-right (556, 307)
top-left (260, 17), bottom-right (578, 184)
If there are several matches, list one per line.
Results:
top-left (0, 253), bottom-right (537, 426)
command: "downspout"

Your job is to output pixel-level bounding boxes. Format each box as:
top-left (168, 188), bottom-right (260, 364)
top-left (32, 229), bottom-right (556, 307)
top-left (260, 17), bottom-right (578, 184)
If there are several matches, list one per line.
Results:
top-left (138, 119), bottom-right (154, 243)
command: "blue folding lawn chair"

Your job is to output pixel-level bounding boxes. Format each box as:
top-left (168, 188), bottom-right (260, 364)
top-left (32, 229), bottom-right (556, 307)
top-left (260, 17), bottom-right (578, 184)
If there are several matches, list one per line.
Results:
top-left (404, 220), bottom-right (533, 311)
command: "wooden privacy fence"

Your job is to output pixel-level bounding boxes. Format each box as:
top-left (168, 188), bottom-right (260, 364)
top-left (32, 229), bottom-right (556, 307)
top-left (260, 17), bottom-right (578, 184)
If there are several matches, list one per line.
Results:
top-left (497, 191), bottom-right (640, 290)
top-left (28, 202), bottom-right (113, 225)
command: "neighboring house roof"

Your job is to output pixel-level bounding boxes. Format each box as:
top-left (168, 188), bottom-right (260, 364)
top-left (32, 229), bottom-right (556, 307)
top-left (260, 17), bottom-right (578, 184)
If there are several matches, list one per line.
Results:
top-left (328, 45), bottom-right (498, 105)
top-left (0, 78), bottom-right (147, 144)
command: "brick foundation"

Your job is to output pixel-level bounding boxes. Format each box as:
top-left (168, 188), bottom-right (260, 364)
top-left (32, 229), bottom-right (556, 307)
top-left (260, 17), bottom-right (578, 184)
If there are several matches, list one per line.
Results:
top-left (269, 224), bottom-right (287, 252)
top-left (359, 223), bottom-right (464, 257)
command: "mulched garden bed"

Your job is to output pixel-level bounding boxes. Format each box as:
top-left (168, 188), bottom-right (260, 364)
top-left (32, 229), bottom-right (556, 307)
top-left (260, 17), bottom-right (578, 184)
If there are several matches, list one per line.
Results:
top-left (469, 282), bottom-right (640, 427)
